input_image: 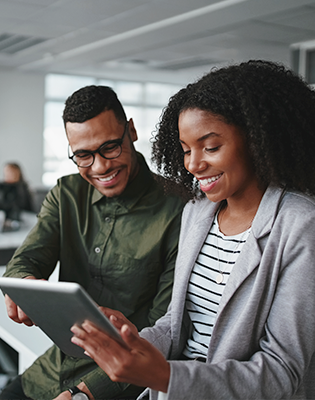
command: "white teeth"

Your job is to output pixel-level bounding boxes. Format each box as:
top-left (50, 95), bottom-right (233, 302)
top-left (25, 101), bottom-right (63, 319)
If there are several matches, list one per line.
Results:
top-left (98, 171), bottom-right (118, 182)
top-left (199, 174), bottom-right (222, 186)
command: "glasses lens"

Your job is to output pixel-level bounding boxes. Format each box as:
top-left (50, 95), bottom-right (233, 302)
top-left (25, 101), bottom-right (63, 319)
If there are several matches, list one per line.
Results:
top-left (99, 143), bottom-right (122, 159)
top-left (73, 153), bottom-right (94, 167)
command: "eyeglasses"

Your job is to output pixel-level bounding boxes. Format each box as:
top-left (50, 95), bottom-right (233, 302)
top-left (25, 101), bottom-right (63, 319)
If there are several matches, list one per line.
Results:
top-left (68, 121), bottom-right (129, 168)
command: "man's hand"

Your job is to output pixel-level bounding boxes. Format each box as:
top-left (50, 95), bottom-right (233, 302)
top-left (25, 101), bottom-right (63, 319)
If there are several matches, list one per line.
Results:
top-left (53, 382), bottom-right (94, 400)
top-left (71, 308), bottom-right (170, 393)
top-left (5, 276), bottom-right (38, 326)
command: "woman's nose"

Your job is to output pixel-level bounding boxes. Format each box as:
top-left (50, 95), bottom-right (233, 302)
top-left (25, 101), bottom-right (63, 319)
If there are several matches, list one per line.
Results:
top-left (186, 151), bottom-right (207, 175)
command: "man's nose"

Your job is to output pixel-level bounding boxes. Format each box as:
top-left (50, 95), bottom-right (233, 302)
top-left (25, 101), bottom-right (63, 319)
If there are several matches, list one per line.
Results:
top-left (91, 153), bottom-right (111, 173)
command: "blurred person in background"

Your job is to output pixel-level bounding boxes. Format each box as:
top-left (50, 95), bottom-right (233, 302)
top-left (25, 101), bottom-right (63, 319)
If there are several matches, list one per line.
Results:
top-left (3, 162), bottom-right (34, 212)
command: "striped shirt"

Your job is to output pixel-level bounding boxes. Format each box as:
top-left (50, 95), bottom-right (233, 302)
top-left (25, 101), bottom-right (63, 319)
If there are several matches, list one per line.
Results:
top-left (183, 211), bottom-right (251, 359)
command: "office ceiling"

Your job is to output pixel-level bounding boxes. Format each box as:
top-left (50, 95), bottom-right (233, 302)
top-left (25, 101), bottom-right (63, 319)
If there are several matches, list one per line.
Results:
top-left (1, 0), bottom-right (315, 84)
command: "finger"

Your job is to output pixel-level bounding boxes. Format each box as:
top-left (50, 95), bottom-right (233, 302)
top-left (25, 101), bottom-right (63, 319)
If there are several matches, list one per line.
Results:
top-left (17, 306), bottom-right (34, 326)
top-left (109, 314), bottom-right (125, 330)
top-left (77, 321), bottom-right (129, 356)
top-left (71, 323), bottom-right (112, 349)
top-left (120, 324), bottom-right (142, 348)
top-left (101, 308), bottom-right (127, 326)
top-left (5, 295), bottom-right (21, 323)
top-left (81, 321), bottom-right (117, 347)
top-left (71, 324), bottom-right (86, 335)
top-left (71, 335), bottom-right (85, 348)
top-left (71, 329), bottom-right (112, 361)
top-left (100, 307), bottom-right (122, 317)
top-left (5, 295), bottom-right (34, 326)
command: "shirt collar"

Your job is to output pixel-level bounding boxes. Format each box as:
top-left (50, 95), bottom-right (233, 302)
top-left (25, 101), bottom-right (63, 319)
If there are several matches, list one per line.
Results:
top-left (91, 153), bottom-right (154, 210)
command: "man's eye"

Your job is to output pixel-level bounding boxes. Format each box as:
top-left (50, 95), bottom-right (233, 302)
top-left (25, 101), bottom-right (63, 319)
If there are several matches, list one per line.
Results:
top-left (103, 143), bottom-right (119, 153)
top-left (75, 153), bottom-right (90, 159)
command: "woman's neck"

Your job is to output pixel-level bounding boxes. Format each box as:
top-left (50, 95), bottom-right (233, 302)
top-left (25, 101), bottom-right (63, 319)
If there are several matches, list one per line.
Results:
top-left (218, 186), bottom-right (266, 236)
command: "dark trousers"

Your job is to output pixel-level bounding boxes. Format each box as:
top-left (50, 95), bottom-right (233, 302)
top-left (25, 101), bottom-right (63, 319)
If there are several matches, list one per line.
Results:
top-left (0, 375), bottom-right (31, 400)
top-left (0, 375), bottom-right (144, 400)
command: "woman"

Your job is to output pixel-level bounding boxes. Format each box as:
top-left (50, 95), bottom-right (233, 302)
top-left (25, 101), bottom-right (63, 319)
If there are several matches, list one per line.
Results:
top-left (71, 60), bottom-right (315, 399)
top-left (3, 162), bottom-right (34, 213)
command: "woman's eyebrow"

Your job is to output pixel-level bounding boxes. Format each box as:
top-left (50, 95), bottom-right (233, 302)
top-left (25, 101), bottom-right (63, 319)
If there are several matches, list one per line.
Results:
top-left (197, 132), bottom-right (220, 142)
top-left (179, 132), bottom-right (220, 145)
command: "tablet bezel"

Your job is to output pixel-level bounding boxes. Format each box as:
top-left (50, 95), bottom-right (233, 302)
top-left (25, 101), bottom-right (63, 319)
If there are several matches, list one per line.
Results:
top-left (0, 277), bottom-right (126, 359)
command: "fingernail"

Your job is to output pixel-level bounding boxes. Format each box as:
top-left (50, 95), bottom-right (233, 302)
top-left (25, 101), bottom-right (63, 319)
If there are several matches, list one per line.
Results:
top-left (123, 324), bottom-right (131, 335)
top-left (82, 322), bottom-right (92, 333)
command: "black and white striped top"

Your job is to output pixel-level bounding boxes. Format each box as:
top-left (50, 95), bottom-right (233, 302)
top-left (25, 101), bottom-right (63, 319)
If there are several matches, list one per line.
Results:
top-left (183, 211), bottom-right (251, 359)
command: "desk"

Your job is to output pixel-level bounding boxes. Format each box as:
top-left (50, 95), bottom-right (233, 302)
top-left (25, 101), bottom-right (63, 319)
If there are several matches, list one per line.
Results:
top-left (0, 212), bottom-right (37, 265)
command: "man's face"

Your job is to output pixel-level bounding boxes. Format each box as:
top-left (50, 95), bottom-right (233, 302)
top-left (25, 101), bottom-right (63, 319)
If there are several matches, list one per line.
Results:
top-left (66, 110), bottom-right (139, 197)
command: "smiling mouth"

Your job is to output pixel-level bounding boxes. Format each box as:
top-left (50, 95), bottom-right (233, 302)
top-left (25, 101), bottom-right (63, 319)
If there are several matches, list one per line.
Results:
top-left (98, 170), bottom-right (119, 182)
top-left (199, 173), bottom-right (223, 186)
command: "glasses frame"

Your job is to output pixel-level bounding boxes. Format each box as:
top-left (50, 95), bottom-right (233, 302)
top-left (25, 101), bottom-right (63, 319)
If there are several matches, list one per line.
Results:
top-left (68, 121), bottom-right (129, 168)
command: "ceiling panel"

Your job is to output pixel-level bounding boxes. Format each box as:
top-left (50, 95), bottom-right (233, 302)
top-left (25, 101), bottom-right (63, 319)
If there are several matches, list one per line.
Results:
top-left (0, 0), bottom-right (42, 20)
top-left (0, 0), bottom-right (315, 84)
top-left (261, 5), bottom-right (315, 31)
top-left (224, 20), bottom-right (315, 44)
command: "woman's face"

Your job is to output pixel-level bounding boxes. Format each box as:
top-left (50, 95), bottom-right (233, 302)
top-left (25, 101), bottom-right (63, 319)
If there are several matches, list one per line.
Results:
top-left (4, 165), bottom-right (21, 183)
top-left (178, 108), bottom-right (259, 204)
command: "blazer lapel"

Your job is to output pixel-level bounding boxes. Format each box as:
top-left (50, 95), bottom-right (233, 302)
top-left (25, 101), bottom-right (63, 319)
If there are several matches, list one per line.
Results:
top-left (171, 199), bottom-right (219, 347)
top-left (214, 185), bottom-right (285, 321)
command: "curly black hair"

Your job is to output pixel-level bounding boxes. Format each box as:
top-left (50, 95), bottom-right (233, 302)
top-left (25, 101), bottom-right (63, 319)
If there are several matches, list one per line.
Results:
top-left (62, 85), bottom-right (127, 126)
top-left (152, 60), bottom-right (315, 199)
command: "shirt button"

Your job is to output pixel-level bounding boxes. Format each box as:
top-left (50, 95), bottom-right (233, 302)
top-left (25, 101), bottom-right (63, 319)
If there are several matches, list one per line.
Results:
top-left (95, 247), bottom-right (101, 253)
top-left (63, 379), bottom-right (69, 385)
top-left (105, 217), bottom-right (111, 223)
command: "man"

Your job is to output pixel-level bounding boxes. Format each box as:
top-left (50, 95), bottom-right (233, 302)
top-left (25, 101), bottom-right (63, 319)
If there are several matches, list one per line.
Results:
top-left (1, 86), bottom-right (184, 400)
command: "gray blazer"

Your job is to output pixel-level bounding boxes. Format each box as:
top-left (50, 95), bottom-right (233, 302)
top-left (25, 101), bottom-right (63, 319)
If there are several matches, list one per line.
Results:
top-left (140, 185), bottom-right (315, 399)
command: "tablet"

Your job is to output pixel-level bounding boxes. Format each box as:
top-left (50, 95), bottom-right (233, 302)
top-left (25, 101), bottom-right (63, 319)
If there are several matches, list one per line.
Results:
top-left (0, 277), bottom-right (125, 359)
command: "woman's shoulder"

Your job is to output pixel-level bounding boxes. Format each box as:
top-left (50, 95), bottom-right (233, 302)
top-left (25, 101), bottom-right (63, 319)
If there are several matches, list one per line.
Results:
top-left (281, 189), bottom-right (315, 216)
top-left (272, 189), bottom-right (315, 235)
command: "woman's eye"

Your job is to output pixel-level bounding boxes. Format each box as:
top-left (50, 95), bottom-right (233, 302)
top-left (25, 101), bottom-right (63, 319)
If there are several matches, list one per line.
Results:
top-left (205, 146), bottom-right (219, 153)
top-left (183, 150), bottom-right (191, 155)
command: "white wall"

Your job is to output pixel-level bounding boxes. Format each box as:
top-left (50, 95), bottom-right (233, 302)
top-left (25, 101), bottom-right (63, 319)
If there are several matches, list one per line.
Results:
top-left (0, 69), bottom-right (45, 188)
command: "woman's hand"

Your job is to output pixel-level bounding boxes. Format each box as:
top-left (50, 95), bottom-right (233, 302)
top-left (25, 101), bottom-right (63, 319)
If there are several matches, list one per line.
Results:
top-left (71, 308), bottom-right (170, 393)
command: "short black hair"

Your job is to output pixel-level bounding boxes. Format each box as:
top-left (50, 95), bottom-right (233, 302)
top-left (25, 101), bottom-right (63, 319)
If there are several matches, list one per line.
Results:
top-left (62, 85), bottom-right (127, 126)
top-left (152, 60), bottom-right (315, 199)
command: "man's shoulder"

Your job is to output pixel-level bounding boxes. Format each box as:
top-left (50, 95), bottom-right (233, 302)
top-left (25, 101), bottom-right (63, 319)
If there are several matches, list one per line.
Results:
top-left (57, 172), bottom-right (86, 184)
top-left (45, 173), bottom-right (91, 205)
top-left (55, 173), bottom-right (89, 192)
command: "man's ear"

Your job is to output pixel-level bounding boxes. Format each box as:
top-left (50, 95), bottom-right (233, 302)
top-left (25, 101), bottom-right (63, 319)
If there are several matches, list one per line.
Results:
top-left (128, 118), bottom-right (138, 143)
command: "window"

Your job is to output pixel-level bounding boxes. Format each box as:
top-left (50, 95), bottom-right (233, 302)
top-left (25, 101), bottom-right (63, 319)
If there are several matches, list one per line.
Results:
top-left (43, 74), bottom-right (181, 187)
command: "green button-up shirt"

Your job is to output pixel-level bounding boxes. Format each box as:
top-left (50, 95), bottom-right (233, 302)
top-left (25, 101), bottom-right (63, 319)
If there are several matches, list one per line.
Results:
top-left (4, 154), bottom-right (184, 400)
